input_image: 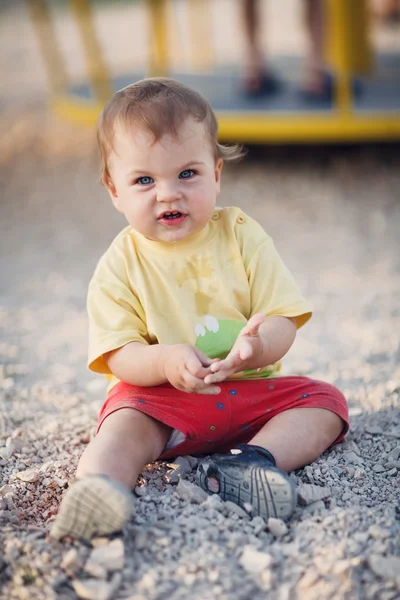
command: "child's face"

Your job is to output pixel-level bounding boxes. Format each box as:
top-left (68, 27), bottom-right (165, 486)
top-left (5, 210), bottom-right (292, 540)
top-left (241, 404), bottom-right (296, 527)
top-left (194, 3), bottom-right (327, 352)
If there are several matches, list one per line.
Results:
top-left (105, 118), bottom-right (223, 243)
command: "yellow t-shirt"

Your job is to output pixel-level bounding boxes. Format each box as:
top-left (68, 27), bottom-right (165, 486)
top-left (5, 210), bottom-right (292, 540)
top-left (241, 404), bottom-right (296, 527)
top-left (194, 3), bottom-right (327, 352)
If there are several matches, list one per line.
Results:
top-left (87, 207), bottom-right (312, 390)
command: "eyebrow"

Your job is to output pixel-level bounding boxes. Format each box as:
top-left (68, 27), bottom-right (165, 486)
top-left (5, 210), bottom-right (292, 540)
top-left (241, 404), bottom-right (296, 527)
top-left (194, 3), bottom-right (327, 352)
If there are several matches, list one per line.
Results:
top-left (127, 161), bottom-right (205, 177)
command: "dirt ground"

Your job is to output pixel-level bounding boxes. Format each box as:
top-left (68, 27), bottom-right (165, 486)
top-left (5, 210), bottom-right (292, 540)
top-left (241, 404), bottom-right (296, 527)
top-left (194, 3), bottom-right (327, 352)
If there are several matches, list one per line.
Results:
top-left (1, 2), bottom-right (400, 599)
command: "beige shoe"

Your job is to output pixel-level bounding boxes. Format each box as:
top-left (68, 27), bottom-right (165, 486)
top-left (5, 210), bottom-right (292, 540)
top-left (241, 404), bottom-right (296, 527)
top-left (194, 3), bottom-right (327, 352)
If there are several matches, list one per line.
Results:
top-left (50, 475), bottom-right (134, 541)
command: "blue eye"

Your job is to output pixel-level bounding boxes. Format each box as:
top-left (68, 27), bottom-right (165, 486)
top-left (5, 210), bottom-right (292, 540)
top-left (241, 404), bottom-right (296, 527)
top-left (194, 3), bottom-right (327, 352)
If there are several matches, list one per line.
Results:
top-left (179, 169), bottom-right (195, 179)
top-left (137, 176), bottom-right (153, 185)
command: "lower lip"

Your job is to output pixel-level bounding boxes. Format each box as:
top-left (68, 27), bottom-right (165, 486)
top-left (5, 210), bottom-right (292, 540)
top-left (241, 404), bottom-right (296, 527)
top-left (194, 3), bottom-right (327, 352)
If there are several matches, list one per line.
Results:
top-left (158, 214), bottom-right (187, 227)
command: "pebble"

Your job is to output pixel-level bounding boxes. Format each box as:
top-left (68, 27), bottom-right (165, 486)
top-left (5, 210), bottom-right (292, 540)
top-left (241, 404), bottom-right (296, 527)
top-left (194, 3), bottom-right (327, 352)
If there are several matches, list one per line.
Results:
top-left (85, 539), bottom-right (124, 573)
top-left (175, 478), bottom-right (208, 504)
top-left (239, 545), bottom-right (273, 575)
top-left (267, 518), bottom-right (288, 537)
top-left (15, 469), bottom-right (40, 483)
top-left (72, 574), bottom-right (121, 600)
top-left (224, 501), bottom-right (249, 519)
top-left (297, 484), bottom-right (331, 506)
top-left (369, 555), bottom-right (400, 580)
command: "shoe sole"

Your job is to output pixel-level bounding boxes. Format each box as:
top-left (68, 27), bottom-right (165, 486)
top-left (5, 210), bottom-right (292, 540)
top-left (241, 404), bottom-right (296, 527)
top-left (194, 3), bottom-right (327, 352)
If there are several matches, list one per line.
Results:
top-left (50, 476), bottom-right (133, 541)
top-left (199, 460), bottom-right (296, 520)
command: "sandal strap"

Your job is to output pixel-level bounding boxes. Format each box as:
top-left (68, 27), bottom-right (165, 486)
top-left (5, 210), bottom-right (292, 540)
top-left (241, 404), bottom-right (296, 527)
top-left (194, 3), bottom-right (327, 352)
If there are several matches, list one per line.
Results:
top-left (233, 443), bottom-right (276, 466)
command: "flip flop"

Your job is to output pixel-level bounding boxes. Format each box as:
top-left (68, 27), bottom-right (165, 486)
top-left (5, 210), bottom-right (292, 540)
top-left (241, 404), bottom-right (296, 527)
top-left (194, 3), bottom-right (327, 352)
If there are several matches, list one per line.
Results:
top-left (198, 443), bottom-right (296, 520)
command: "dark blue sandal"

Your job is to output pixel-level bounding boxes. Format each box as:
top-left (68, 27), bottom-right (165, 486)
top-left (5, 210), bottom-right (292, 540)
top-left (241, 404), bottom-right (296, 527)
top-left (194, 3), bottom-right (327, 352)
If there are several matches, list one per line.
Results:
top-left (198, 444), bottom-right (296, 520)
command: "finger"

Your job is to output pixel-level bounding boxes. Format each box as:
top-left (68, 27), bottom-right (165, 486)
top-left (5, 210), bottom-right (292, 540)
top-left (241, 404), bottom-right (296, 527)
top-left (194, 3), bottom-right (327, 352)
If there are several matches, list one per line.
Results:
top-left (185, 352), bottom-right (210, 379)
top-left (204, 370), bottom-right (233, 385)
top-left (240, 313), bottom-right (265, 337)
top-left (195, 386), bottom-right (221, 395)
top-left (210, 354), bottom-right (240, 373)
top-left (192, 347), bottom-right (215, 367)
top-left (182, 372), bottom-right (221, 395)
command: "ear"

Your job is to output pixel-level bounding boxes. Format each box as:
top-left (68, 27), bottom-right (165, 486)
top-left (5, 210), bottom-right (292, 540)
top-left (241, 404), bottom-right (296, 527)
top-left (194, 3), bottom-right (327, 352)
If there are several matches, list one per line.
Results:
top-left (102, 174), bottom-right (123, 213)
top-left (215, 158), bottom-right (223, 194)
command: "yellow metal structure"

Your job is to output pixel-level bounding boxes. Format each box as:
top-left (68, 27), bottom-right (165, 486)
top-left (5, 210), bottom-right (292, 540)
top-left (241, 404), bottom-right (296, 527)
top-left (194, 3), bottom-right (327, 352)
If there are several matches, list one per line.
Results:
top-left (29, 0), bottom-right (400, 143)
top-left (26, 0), bottom-right (68, 95)
top-left (68, 0), bottom-right (113, 102)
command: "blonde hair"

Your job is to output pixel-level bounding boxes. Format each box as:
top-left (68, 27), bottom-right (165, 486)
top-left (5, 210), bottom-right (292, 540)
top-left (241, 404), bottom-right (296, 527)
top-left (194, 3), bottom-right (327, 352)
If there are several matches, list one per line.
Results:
top-left (97, 77), bottom-right (244, 184)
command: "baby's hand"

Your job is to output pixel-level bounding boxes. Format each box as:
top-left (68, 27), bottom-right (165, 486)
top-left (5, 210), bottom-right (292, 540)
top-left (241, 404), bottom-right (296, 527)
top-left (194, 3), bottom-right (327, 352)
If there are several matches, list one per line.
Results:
top-left (204, 314), bottom-right (266, 384)
top-left (163, 344), bottom-right (221, 395)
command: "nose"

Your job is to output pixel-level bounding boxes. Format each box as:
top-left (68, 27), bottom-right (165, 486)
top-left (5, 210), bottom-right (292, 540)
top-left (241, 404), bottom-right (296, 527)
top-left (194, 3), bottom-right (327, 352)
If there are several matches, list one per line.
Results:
top-left (156, 183), bottom-right (182, 203)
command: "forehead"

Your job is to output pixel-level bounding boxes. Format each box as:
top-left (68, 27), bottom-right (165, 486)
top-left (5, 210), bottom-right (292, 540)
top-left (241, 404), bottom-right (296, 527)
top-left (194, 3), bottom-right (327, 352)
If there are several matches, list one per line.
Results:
top-left (112, 117), bottom-right (211, 162)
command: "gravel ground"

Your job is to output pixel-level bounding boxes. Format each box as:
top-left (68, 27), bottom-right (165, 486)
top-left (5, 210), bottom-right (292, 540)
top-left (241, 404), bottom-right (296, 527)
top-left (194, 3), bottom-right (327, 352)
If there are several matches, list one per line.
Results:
top-left (1, 112), bottom-right (400, 600)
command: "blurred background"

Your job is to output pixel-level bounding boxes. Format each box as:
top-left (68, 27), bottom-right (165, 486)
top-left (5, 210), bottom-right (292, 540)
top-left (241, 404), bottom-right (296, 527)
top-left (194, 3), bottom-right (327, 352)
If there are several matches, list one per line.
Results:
top-left (0, 0), bottom-right (400, 414)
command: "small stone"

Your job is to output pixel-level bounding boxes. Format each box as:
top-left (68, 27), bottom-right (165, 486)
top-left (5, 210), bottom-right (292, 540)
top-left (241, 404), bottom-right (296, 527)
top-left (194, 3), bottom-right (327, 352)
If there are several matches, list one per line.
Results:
top-left (170, 456), bottom-right (192, 474)
top-left (343, 452), bottom-right (363, 465)
top-left (205, 494), bottom-right (224, 510)
top-left (365, 425), bottom-right (383, 435)
top-left (251, 515), bottom-right (267, 535)
top-left (72, 574), bottom-right (121, 600)
top-left (224, 501), bottom-right (249, 519)
top-left (85, 539), bottom-right (124, 573)
top-left (386, 467), bottom-right (398, 476)
top-left (134, 485), bottom-right (147, 497)
top-left (1, 377), bottom-right (15, 389)
top-left (0, 447), bottom-right (11, 460)
top-left (243, 502), bottom-right (253, 515)
top-left (303, 500), bottom-right (326, 514)
top-left (61, 548), bottom-right (81, 572)
top-left (267, 517), bottom-right (288, 537)
top-left (298, 569), bottom-right (319, 590)
top-left (16, 468), bottom-right (40, 483)
top-left (368, 525), bottom-right (390, 539)
top-left (175, 478), bottom-right (208, 504)
top-left (387, 447), bottom-right (400, 461)
top-left (239, 545), bottom-right (272, 575)
top-left (297, 484), bottom-right (331, 506)
top-left (369, 554), bottom-right (400, 580)
top-left (372, 464), bottom-right (386, 473)
top-left (207, 569), bottom-right (219, 583)
top-left (0, 484), bottom-right (13, 497)
top-left (84, 562), bottom-right (108, 579)
top-left (183, 455), bottom-right (198, 469)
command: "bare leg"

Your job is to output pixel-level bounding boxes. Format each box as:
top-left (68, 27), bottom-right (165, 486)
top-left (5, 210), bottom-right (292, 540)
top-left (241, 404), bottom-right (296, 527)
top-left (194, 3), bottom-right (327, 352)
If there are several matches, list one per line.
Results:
top-left (249, 407), bottom-right (344, 472)
top-left (302, 0), bottom-right (326, 93)
top-left (77, 408), bottom-right (172, 488)
top-left (242, 0), bottom-right (266, 91)
top-left (51, 409), bottom-right (171, 540)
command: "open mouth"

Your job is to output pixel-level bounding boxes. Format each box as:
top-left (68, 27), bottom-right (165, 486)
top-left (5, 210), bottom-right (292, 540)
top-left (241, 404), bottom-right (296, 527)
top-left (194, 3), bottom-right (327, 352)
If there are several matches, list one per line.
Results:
top-left (159, 211), bottom-right (183, 220)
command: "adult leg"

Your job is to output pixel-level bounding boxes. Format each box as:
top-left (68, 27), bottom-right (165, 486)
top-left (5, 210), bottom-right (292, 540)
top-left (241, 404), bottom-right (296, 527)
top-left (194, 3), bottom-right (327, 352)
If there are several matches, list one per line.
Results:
top-left (302, 0), bottom-right (327, 95)
top-left (241, 0), bottom-right (267, 93)
top-left (249, 407), bottom-right (343, 472)
top-left (51, 409), bottom-right (171, 540)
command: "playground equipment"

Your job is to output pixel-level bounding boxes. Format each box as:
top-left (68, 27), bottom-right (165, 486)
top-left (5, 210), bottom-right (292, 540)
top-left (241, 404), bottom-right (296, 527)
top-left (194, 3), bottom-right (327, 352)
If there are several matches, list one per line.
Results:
top-left (27, 0), bottom-right (400, 143)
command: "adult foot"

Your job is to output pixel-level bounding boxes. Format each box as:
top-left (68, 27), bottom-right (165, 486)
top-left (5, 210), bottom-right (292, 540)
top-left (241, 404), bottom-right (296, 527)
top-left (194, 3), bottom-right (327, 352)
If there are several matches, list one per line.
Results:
top-left (242, 70), bottom-right (282, 98)
top-left (50, 475), bottom-right (134, 541)
top-left (198, 444), bottom-right (296, 520)
top-left (299, 70), bottom-right (333, 103)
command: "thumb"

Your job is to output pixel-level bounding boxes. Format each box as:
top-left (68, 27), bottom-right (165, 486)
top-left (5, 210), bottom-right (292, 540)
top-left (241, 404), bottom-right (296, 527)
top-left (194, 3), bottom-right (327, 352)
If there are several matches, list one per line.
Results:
top-left (192, 346), bottom-right (214, 367)
top-left (240, 313), bottom-right (265, 337)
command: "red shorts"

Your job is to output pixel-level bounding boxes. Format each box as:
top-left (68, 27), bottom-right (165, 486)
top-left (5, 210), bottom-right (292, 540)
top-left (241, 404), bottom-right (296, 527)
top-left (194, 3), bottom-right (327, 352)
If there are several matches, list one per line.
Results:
top-left (97, 376), bottom-right (349, 460)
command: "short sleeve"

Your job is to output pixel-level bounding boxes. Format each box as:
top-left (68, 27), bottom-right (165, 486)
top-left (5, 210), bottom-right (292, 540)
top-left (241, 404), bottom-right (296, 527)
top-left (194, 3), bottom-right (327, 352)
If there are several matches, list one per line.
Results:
top-left (87, 275), bottom-right (149, 374)
top-left (247, 238), bottom-right (312, 329)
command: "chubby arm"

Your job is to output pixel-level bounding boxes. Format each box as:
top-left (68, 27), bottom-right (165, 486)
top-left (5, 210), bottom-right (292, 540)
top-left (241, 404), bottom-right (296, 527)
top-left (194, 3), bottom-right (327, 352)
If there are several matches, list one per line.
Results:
top-left (106, 341), bottom-right (221, 394)
top-left (204, 314), bottom-right (297, 384)
top-left (106, 342), bottom-right (168, 387)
